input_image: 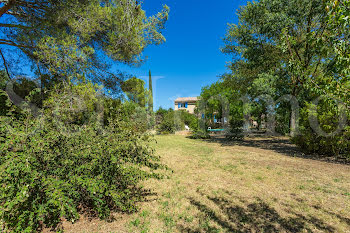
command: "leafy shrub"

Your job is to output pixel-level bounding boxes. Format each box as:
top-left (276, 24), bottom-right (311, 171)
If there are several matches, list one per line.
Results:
top-left (155, 107), bottom-right (168, 125)
top-left (0, 83), bottom-right (165, 232)
top-left (190, 128), bottom-right (211, 139)
top-left (226, 107), bottom-right (244, 140)
top-left (0, 72), bottom-right (41, 118)
top-left (156, 109), bottom-right (198, 134)
top-left (157, 110), bottom-right (181, 134)
top-left (292, 100), bottom-right (350, 158)
top-left (275, 103), bottom-right (292, 135)
top-left (0, 89), bottom-right (12, 116)
top-left (181, 110), bottom-right (199, 131)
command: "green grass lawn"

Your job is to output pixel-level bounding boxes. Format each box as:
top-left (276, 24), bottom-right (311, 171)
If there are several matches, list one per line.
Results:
top-left (62, 135), bottom-right (350, 232)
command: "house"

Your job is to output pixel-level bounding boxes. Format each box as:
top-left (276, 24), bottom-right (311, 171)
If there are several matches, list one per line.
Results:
top-left (174, 97), bottom-right (199, 114)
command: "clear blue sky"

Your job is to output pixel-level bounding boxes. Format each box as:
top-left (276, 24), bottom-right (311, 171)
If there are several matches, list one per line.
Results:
top-left (117, 0), bottom-right (248, 110)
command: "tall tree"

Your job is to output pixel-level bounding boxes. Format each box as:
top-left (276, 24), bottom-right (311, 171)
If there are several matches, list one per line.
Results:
top-left (219, 0), bottom-right (349, 155)
top-left (148, 70), bottom-right (153, 112)
top-left (321, 0), bottom-right (350, 104)
top-left (0, 0), bottom-right (169, 92)
top-left (121, 77), bottom-right (148, 107)
top-left (222, 0), bottom-right (329, 136)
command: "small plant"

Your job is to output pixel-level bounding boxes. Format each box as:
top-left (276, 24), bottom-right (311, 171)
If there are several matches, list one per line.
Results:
top-left (190, 128), bottom-right (211, 139)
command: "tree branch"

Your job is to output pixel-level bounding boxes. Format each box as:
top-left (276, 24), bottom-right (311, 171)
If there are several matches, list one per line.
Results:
top-left (0, 48), bottom-right (11, 79)
top-left (5, 10), bottom-right (25, 16)
top-left (310, 56), bottom-right (322, 80)
top-left (0, 39), bottom-right (34, 48)
top-left (304, 12), bottom-right (313, 68)
top-left (292, 46), bottom-right (303, 63)
top-left (0, 0), bottom-right (16, 18)
top-left (0, 23), bottom-right (31, 29)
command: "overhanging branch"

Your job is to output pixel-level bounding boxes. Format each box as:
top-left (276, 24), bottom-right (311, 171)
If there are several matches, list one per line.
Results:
top-left (0, 39), bottom-right (34, 49)
top-left (0, 48), bottom-right (11, 79)
top-left (0, 0), bottom-right (16, 18)
top-left (0, 23), bottom-right (31, 29)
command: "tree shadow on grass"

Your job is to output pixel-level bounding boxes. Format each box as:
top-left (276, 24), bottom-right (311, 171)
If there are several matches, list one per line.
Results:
top-left (55, 188), bottom-right (159, 232)
top-left (195, 135), bottom-right (350, 165)
top-left (78, 187), bottom-right (158, 222)
top-left (178, 191), bottom-right (336, 233)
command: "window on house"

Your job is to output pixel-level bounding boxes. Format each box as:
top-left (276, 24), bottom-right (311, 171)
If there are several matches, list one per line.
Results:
top-left (177, 102), bottom-right (188, 108)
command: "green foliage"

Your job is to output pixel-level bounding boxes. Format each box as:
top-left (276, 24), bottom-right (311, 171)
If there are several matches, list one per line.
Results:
top-left (226, 112), bottom-right (244, 140)
top-left (155, 107), bottom-right (169, 124)
top-left (148, 70), bottom-right (153, 112)
top-left (190, 128), bottom-right (211, 139)
top-left (120, 77), bottom-right (155, 130)
top-left (199, 79), bottom-right (243, 139)
top-left (180, 110), bottom-right (199, 131)
top-left (103, 97), bottom-right (122, 125)
top-left (0, 72), bottom-right (42, 118)
top-left (122, 101), bottom-right (155, 132)
top-left (1, 0), bottom-right (169, 94)
top-left (222, 0), bottom-right (327, 110)
top-left (157, 110), bottom-right (181, 134)
top-left (0, 70), bottom-right (11, 116)
top-left (289, 0), bottom-right (350, 155)
top-left (121, 77), bottom-right (150, 108)
top-left (156, 109), bottom-right (198, 134)
top-left (0, 1), bottom-right (169, 231)
top-left (219, 0), bottom-right (349, 155)
top-left (292, 99), bottom-right (350, 157)
top-left (326, 0), bottom-right (350, 79)
top-left (0, 83), bottom-right (165, 232)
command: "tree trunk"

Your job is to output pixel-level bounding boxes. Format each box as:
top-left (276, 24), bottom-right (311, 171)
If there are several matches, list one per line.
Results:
top-left (0, 0), bottom-right (15, 18)
top-left (290, 106), bottom-right (297, 137)
top-left (290, 85), bottom-right (299, 137)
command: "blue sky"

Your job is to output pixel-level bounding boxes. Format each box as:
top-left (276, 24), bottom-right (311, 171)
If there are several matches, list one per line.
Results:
top-left (117, 0), bottom-right (248, 110)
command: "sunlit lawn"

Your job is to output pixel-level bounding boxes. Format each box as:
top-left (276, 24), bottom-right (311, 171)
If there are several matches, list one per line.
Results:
top-left (62, 135), bottom-right (350, 232)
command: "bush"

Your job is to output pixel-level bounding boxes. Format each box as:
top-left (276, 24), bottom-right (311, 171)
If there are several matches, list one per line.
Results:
top-left (120, 101), bottom-right (155, 132)
top-left (0, 73), bottom-right (40, 118)
top-left (181, 110), bottom-right (199, 131)
top-left (292, 100), bottom-right (350, 158)
top-left (226, 107), bottom-right (244, 140)
top-left (156, 109), bottom-right (198, 134)
top-left (190, 128), bottom-right (211, 139)
top-left (157, 110), bottom-right (181, 134)
top-left (0, 83), bottom-right (165, 232)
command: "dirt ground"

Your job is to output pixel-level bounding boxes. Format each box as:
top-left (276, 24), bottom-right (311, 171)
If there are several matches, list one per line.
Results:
top-left (60, 135), bottom-right (350, 233)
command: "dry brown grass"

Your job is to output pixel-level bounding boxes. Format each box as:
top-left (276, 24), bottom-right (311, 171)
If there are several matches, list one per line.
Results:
top-left (61, 135), bottom-right (350, 233)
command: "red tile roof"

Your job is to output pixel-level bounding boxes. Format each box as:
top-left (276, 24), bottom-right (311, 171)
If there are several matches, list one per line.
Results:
top-left (175, 97), bottom-right (199, 102)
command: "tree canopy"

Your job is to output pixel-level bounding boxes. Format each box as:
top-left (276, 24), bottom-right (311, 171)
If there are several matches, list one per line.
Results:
top-left (0, 0), bottom-right (169, 92)
top-left (199, 0), bottom-right (350, 155)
